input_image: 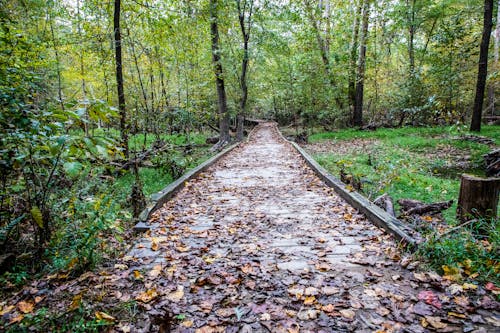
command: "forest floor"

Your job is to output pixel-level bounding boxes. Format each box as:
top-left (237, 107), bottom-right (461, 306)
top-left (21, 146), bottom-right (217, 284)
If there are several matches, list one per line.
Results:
top-left (1, 123), bottom-right (499, 332)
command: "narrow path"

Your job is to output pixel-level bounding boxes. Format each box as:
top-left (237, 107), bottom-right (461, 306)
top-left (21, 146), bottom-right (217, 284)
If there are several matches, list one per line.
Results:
top-left (120, 123), bottom-right (497, 331)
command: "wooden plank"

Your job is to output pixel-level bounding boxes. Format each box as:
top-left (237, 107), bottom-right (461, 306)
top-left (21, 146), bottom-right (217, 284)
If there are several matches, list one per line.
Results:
top-left (133, 142), bottom-right (240, 232)
top-left (286, 139), bottom-right (417, 247)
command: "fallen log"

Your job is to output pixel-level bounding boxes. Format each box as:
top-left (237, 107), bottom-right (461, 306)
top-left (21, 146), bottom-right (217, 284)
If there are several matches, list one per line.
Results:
top-left (373, 193), bottom-right (395, 217)
top-left (398, 198), bottom-right (453, 216)
top-left (484, 149), bottom-right (500, 177)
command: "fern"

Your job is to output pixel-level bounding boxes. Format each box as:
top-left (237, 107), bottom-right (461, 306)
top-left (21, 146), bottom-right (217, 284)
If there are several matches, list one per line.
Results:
top-left (0, 215), bottom-right (25, 248)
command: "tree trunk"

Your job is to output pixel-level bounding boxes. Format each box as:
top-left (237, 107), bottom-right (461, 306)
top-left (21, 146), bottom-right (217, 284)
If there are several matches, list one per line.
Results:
top-left (348, 0), bottom-right (362, 113)
top-left (236, 0), bottom-right (253, 141)
top-left (114, 0), bottom-right (129, 159)
top-left (353, 0), bottom-right (370, 127)
top-left (457, 174), bottom-right (500, 222)
top-left (470, 0), bottom-right (494, 132)
top-left (210, 0), bottom-right (230, 146)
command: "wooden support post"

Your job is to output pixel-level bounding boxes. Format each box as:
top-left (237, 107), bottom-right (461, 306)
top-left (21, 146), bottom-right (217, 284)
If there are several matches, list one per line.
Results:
top-left (457, 174), bottom-right (500, 222)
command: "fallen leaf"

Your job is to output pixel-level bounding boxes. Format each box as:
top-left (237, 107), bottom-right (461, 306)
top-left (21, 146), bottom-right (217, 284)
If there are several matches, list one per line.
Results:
top-left (304, 287), bottom-right (318, 296)
top-left (166, 285), bottom-right (184, 302)
top-left (322, 286), bottom-right (340, 295)
top-left (182, 320), bottom-right (194, 327)
top-left (69, 293), bottom-right (83, 311)
top-left (448, 312), bottom-right (466, 319)
top-left (303, 296), bottom-right (316, 305)
top-left (340, 309), bottom-right (356, 320)
top-left (17, 300), bottom-right (34, 314)
top-left (136, 288), bottom-right (158, 303)
top-left (9, 313), bottom-right (24, 324)
top-left (0, 305), bottom-right (15, 316)
top-left (376, 307), bottom-right (390, 317)
top-left (425, 316), bottom-right (447, 329)
top-left (260, 313), bottom-right (271, 321)
top-left (114, 264), bottom-right (128, 270)
top-left (133, 270), bottom-right (143, 280)
top-left (149, 265), bottom-right (162, 278)
top-left (322, 304), bottom-right (335, 313)
top-left (442, 265), bottom-right (461, 281)
top-left (418, 290), bottom-right (442, 309)
top-left (95, 311), bottom-right (115, 322)
top-left (462, 282), bottom-right (477, 290)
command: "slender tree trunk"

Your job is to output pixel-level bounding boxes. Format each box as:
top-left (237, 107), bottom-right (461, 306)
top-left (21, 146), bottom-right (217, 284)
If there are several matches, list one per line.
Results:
top-left (471, 0), bottom-right (494, 132)
top-left (353, 0), bottom-right (370, 127)
top-left (236, 0), bottom-right (253, 141)
top-left (349, 0), bottom-right (362, 113)
top-left (210, 0), bottom-right (230, 146)
top-left (488, 0), bottom-right (500, 116)
top-left (114, 0), bottom-right (129, 159)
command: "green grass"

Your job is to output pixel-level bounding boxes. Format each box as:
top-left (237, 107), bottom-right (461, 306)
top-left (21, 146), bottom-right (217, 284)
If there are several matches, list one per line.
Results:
top-left (308, 125), bottom-right (499, 284)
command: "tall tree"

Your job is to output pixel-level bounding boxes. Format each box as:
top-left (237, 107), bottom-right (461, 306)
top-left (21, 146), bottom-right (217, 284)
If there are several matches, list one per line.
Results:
top-left (114, 0), bottom-right (129, 158)
top-left (236, 0), bottom-right (254, 141)
top-left (349, 0), bottom-right (362, 113)
top-left (470, 0), bottom-right (494, 132)
top-left (210, 0), bottom-right (230, 147)
top-left (353, 0), bottom-right (370, 127)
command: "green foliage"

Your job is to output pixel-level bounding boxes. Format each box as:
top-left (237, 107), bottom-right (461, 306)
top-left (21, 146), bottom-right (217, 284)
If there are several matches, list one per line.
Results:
top-left (311, 125), bottom-right (500, 284)
top-left (417, 217), bottom-right (499, 285)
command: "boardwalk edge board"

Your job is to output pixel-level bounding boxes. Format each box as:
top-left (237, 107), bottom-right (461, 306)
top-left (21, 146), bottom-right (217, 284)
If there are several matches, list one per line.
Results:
top-left (287, 138), bottom-right (417, 247)
top-left (133, 142), bottom-right (240, 232)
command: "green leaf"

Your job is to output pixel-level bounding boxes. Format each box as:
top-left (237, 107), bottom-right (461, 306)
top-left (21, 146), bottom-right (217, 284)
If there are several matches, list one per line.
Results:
top-left (63, 161), bottom-right (83, 177)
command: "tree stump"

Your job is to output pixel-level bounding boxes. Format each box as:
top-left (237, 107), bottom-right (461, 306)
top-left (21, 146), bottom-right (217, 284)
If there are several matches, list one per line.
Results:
top-left (457, 174), bottom-right (500, 222)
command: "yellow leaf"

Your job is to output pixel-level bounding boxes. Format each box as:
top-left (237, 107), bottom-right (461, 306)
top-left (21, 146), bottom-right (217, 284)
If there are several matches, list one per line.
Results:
top-left (17, 300), bottom-right (34, 314)
top-left (0, 305), bottom-right (15, 316)
top-left (448, 312), bottom-right (466, 319)
top-left (151, 240), bottom-right (159, 251)
top-left (462, 283), bottom-right (477, 290)
top-left (182, 320), bottom-right (194, 328)
top-left (303, 296), bottom-right (316, 305)
top-left (95, 311), bottom-right (115, 322)
top-left (422, 215), bottom-right (433, 222)
top-left (442, 265), bottom-right (461, 281)
top-left (133, 270), bottom-right (143, 280)
top-left (30, 206), bottom-right (43, 229)
top-left (136, 288), bottom-right (158, 303)
top-left (10, 313), bottom-right (24, 324)
top-left (69, 293), bottom-right (83, 311)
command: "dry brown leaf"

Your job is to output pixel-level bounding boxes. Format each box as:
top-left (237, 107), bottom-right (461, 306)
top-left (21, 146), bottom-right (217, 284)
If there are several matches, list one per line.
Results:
top-left (322, 286), bottom-right (340, 295)
top-left (322, 304), bottom-right (335, 313)
top-left (135, 288), bottom-right (158, 303)
top-left (17, 300), bottom-right (34, 314)
top-left (166, 285), bottom-right (184, 302)
top-left (304, 287), bottom-right (319, 296)
top-left (424, 316), bottom-right (447, 329)
top-left (340, 309), bottom-right (356, 320)
top-left (149, 265), bottom-right (162, 278)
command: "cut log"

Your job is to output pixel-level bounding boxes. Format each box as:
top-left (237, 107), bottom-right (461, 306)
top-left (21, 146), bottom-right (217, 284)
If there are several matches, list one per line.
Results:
top-left (374, 193), bottom-right (395, 217)
top-left (398, 199), bottom-right (424, 211)
top-left (484, 149), bottom-right (500, 177)
top-left (457, 174), bottom-right (500, 222)
top-left (398, 198), bottom-right (453, 216)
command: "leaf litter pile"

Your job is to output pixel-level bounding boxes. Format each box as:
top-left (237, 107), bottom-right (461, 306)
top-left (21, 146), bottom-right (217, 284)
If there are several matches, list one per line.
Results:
top-left (1, 123), bottom-right (499, 332)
